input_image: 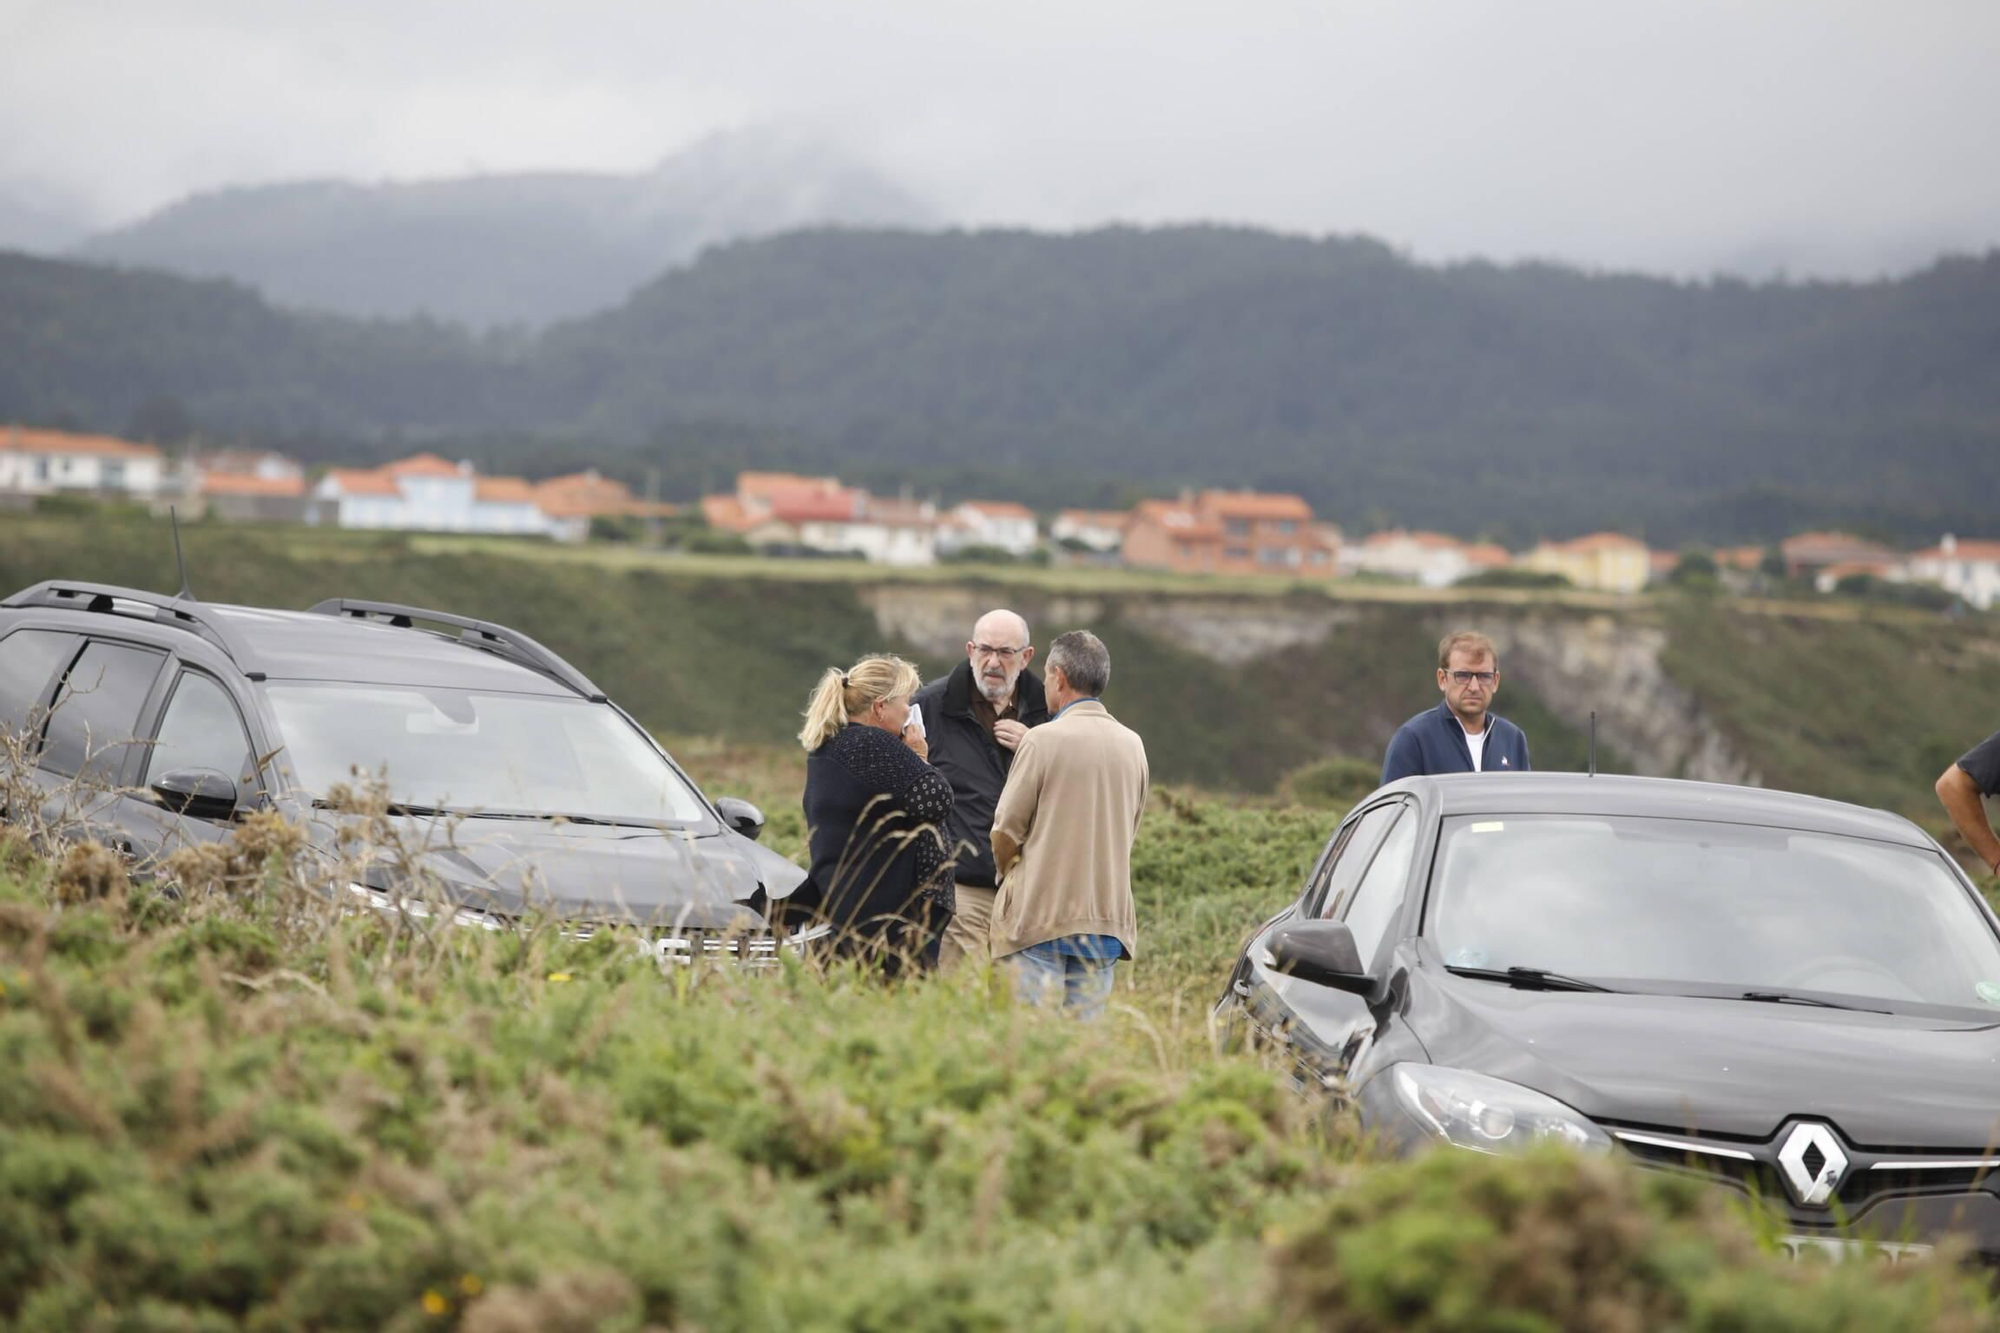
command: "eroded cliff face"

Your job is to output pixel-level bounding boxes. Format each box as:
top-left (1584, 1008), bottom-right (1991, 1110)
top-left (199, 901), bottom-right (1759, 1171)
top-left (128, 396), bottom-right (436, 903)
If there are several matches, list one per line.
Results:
top-left (1479, 616), bottom-right (1758, 785)
top-left (858, 584), bottom-right (1757, 785)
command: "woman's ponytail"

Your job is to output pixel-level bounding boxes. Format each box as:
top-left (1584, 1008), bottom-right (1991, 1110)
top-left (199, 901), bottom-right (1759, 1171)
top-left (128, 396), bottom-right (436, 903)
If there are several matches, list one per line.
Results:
top-left (798, 666), bottom-right (853, 750)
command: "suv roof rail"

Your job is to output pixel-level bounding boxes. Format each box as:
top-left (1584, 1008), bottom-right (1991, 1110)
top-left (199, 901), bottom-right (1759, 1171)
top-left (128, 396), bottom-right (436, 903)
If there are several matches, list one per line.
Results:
top-left (305, 598), bottom-right (606, 700)
top-left (1, 579), bottom-right (258, 670)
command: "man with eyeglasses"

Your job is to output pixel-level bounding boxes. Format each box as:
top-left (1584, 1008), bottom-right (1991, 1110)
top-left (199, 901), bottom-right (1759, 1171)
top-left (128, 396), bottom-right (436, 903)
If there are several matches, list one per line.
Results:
top-left (911, 608), bottom-right (1052, 967)
top-left (1381, 630), bottom-right (1531, 783)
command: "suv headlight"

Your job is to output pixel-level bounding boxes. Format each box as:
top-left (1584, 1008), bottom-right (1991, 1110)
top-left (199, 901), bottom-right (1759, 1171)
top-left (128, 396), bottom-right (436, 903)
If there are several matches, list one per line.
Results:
top-left (1388, 1063), bottom-right (1610, 1155)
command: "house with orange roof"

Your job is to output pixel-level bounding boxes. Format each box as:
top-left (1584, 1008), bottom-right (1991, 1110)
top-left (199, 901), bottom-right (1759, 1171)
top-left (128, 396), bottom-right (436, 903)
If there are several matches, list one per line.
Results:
top-left (1342, 529), bottom-right (1474, 586)
top-left (529, 469), bottom-right (680, 541)
top-left (1121, 498), bottom-right (1224, 573)
top-left (1780, 531), bottom-right (1898, 578)
top-left (1124, 490), bottom-right (1336, 576)
top-left (1904, 533), bottom-right (2000, 609)
top-left (939, 500), bottom-right (1039, 557)
top-left (1518, 532), bottom-right (1650, 594)
top-left (0, 425), bottom-right (165, 498)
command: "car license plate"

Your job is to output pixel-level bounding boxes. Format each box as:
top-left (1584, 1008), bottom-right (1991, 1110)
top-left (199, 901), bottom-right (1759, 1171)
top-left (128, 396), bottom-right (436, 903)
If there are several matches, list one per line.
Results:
top-left (1777, 1234), bottom-right (1933, 1263)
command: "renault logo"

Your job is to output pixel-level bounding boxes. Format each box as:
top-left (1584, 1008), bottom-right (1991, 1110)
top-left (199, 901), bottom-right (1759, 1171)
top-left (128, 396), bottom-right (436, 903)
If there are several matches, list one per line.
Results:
top-left (1776, 1122), bottom-right (1848, 1208)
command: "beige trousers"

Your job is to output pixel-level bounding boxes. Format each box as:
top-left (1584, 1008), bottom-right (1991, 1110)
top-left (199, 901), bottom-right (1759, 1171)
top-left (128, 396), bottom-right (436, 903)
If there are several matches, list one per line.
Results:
top-left (938, 884), bottom-right (998, 969)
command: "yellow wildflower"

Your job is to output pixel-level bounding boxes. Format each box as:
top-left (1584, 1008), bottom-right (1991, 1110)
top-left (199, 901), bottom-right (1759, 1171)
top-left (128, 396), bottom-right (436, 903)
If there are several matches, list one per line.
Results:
top-left (422, 1289), bottom-right (450, 1316)
top-left (547, 972), bottom-right (572, 983)
top-left (460, 1273), bottom-right (484, 1296)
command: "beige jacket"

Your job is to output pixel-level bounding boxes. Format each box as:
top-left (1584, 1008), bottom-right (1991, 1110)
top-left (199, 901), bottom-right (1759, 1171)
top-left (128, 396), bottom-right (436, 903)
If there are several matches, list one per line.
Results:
top-left (989, 700), bottom-right (1149, 959)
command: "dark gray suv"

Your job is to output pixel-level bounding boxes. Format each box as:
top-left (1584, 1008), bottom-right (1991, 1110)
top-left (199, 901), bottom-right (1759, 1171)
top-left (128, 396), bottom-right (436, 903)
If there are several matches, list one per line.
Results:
top-left (0, 580), bottom-right (811, 957)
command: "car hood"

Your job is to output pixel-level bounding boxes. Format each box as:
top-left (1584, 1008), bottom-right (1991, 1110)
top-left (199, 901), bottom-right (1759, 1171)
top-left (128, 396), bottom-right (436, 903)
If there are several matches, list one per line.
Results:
top-left (323, 815), bottom-right (807, 930)
top-left (1412, 970), bottom-right (2000, 1149)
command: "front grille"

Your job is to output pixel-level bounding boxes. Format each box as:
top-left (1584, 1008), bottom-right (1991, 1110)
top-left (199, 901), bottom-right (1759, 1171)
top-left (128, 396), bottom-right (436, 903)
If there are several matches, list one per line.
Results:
top-left (1613, 1124), bottom-right (2000, 1214)
top-left (650, 930), bottom-right (781, 966)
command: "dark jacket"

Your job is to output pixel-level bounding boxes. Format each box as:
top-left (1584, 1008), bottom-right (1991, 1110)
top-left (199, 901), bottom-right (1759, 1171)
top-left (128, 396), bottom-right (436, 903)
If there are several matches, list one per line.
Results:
top-left (1381, 699), bottom-right (1531, 784)
top-left (801, 723), bottom-right (956, 952)
top-left (911, 660), bottom-right (1051, 888)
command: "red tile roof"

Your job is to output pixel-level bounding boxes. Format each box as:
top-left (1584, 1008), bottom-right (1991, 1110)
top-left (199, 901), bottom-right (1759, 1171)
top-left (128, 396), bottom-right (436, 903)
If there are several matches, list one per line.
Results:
top-left (321, 467), bottom-right (401, 497)
top-left (535, 472), bottom-right (637, 518)
top-left (1197, 490), bottom-right (1313, 520)
top-left (1, 426), bottom-right (160, 459)
top-left (771, 494), bottom-right (864, 524)
top-left (1913, 540), bottom-right (2000, 563)
top-left (474, 476), bottom-right (537, 504)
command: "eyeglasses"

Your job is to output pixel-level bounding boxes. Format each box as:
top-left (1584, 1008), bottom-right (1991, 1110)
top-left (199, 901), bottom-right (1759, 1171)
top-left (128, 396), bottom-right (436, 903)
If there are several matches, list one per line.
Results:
top-left (1446, 670), bottom-right (1498, 686)
top-left (970, 643), bottom-right (1027, 659)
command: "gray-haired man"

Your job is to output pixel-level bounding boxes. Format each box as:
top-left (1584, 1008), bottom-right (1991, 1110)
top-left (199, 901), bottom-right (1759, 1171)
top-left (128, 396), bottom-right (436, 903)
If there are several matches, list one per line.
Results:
top-left (989, 630), bottom-right (1148, 1017)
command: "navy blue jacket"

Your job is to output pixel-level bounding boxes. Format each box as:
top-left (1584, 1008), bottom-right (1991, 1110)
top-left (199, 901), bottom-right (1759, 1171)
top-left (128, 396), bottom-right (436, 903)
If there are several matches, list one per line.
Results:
top-left (1381, 699), bottom-right (1531, 784)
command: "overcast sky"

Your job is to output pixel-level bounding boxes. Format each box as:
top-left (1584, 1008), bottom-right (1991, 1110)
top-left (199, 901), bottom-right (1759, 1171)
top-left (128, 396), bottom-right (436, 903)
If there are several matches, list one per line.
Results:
top-left (3, 0), bottom-right (1996, 278)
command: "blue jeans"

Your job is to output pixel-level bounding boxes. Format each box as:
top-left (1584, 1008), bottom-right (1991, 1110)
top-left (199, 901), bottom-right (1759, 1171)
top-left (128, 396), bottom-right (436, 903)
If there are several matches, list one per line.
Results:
top-left (1010, 939), bottom-right (1118, 1019)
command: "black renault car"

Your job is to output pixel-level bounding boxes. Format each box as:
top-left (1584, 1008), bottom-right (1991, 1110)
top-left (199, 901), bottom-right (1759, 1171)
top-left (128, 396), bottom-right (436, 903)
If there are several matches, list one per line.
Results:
top-left (0, 580), bottom-right (813, 957)
top-left (1217, 771), bottom-right (2000, 1260)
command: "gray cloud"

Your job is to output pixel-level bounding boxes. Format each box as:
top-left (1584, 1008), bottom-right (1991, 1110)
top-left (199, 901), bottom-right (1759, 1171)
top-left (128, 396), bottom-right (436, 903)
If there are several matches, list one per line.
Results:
top-left (2, 0), bottom-right (1996, 277)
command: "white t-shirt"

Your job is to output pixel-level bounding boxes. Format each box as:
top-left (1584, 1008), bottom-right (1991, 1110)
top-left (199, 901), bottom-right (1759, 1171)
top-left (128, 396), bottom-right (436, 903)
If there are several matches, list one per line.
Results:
top-left (1458, 718), bottom-right (1488, 772)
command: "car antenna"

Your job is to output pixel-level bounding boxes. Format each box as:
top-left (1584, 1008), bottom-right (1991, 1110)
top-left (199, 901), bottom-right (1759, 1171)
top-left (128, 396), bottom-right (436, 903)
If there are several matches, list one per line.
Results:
top-left (170, 505), bottom-right (196, 601)
top-left (1588, 710), bottom-right (1597, 776)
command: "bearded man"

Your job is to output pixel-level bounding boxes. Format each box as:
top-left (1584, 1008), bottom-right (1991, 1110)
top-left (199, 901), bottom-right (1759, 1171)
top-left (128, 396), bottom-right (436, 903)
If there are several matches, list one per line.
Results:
top-left (910, 607), bottom-right (1052, 967)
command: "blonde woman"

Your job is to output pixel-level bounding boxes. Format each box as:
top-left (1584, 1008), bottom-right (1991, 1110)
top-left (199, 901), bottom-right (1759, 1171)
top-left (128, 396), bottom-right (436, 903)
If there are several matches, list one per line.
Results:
top-left (796, 655), bottom-right (956, 973)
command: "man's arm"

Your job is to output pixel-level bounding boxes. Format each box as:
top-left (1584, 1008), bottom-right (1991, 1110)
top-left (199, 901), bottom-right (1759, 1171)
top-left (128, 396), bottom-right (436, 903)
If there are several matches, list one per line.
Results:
top-left (990, 735), bottom-right (1045, 878)
top-left (1381, 727), bottom-right (1420, 785)
top-left (1937, 762), bottom-right (2000, 877)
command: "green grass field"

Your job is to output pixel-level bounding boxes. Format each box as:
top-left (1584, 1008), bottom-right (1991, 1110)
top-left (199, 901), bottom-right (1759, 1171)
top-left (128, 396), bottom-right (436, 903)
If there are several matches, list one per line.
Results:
top-left (5, 781), bottom-right (1999, 1331)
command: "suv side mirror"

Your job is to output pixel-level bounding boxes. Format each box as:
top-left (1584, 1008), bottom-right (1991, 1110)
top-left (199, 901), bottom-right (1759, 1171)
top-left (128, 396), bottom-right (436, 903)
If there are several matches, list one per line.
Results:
top-left (1264, 919), bottom-right (1376, 996)
top-left (714, 796), bottom-right (766, 840)
top-left (151, 767), bottom-right (240, 821)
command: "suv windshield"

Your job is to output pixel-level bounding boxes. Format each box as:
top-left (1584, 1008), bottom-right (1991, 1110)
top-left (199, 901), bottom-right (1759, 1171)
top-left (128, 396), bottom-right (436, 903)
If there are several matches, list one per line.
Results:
top-left (265, 683), bottom-right (708, 826)
top-left (1428, 813), bottom-right (2000, 1016)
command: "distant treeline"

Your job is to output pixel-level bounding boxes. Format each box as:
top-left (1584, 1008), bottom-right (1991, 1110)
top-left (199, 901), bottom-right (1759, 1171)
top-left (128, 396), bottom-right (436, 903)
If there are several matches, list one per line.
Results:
top-left (5, 227), bottom-right (1998, 544)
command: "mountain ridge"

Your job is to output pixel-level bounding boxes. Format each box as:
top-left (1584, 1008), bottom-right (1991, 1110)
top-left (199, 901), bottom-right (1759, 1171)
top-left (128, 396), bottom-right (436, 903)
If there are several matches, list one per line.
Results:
top-left (3, 226), bottom-right (1997, 544)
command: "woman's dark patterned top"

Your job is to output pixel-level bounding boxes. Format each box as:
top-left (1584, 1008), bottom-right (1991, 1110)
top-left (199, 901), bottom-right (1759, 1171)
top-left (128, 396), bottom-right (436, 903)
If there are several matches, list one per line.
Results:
top-left (801, 722), bottom-right (958, 932)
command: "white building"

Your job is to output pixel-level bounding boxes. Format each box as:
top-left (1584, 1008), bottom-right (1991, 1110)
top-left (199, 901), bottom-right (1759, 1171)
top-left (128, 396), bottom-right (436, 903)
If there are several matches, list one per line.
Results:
top-left (940, 501), bottom-right (1039, 557)
top-left (311, 454), bottom-right (556, 535)
top-left (1905, 534), bottom-right (2000, 609)
top-left (0, 426), bottom-right (165, 498)
top-left (1342, 529), bottom-right (1473, 587)
top-left (1051, 509), bottom-right (1129, 553)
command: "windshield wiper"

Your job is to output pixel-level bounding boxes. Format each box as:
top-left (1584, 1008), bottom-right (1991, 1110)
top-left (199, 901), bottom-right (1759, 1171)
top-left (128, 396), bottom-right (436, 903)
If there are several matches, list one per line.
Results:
top-left (1738, 991), bottom-right (1890, 1014)
top-left (1445, 965), bottom-right (1616, 993)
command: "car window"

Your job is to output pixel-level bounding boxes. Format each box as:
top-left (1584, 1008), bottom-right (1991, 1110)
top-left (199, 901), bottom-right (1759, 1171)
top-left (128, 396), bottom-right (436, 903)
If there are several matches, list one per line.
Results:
top-left (264, 682), bottom-right (709, 824)
top-left (1311, 800), bottom-right (1403, 918)
top-left (1428, 813), bottom-right (2000, 1016)
top-left (145, 670), bottom-right (254, 791)
top-left (0, 628), bottom-right (80, 746)
top-left (1341, 808), bottom-right (1418, 965)
top-left (40, 641), bottom-right (167, 782)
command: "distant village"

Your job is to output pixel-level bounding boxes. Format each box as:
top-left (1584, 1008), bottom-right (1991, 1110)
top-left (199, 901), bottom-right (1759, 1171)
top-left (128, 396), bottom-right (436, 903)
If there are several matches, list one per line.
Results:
top-left (4, 424), bottom-right (1996, 610)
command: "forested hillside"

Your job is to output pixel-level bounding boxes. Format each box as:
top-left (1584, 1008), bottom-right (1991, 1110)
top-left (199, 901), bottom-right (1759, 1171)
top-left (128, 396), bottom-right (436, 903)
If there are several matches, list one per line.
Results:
top-left (5, 227), bottom-right (1999, 543)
